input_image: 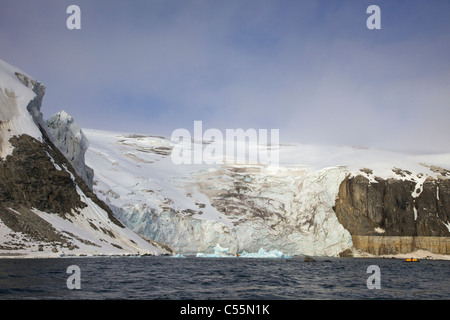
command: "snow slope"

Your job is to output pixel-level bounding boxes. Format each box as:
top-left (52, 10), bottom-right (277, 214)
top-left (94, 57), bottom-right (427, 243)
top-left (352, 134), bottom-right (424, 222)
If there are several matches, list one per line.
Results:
top-left (84, 128), bottom-right (450, 256)
top-left (0, 59), bottom-right (42, 158)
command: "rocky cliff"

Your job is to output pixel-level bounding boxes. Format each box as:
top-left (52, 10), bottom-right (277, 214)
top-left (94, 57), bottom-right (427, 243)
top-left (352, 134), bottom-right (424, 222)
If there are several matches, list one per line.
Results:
top-left (334, 171), bottom-right (450, 255)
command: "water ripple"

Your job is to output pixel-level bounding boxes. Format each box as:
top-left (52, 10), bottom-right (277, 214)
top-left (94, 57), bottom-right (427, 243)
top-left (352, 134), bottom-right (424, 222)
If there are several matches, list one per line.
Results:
top-left (0, 256), bottom-right (449, 299)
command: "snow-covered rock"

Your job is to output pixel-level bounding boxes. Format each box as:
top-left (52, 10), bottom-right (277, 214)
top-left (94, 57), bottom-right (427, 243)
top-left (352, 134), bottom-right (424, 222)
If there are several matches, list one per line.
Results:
top-left (0, 59), bottom-right (43, 159)
top-left (0, 58), bottom-right (164, 258)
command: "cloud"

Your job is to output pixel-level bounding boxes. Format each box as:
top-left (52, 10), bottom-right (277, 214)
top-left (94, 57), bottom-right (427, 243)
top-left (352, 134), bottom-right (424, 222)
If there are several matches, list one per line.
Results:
top-left (1, 0), bottom-right (450, 153)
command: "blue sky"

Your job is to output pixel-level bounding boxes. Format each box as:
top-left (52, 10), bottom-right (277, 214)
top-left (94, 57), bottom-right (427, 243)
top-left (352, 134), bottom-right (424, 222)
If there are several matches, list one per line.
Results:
top-left (1, 0), bottom-right (450, 153)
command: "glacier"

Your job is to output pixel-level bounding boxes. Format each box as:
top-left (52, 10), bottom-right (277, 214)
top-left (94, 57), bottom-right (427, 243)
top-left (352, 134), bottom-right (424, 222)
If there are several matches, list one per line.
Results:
top-left (84, 130), bottom-right (352, 256)
top-left (83, 128), bottom-right (450, 257)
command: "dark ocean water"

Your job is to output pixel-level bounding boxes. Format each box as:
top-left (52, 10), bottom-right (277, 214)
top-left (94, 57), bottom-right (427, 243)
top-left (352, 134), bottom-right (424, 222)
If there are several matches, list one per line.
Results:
top-left (0, 256), bottom-right (449, 300)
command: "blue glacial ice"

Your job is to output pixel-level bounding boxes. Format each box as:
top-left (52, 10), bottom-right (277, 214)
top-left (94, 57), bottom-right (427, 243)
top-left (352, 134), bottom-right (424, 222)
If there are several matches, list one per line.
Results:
top-left (196, 244), bottom-right (291, 258)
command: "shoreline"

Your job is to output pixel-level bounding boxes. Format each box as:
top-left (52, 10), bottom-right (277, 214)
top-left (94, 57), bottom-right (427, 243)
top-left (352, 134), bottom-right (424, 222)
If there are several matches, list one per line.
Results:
top-left (1, 249), bottom-right (449, 261)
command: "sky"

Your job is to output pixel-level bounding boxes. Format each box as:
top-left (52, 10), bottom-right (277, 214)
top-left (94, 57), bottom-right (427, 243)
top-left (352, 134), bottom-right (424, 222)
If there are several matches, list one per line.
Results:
top-left (1, 0), bottom-right (450, 153)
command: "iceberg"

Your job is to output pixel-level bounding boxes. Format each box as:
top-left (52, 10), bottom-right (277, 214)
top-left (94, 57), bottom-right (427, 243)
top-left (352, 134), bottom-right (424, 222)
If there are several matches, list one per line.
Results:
top-left (196, 244), bottom-right (234, 258)
top-left (239, 248), bottom-right (291, 259)
top-left (196, 244), bottom-right (291, 258)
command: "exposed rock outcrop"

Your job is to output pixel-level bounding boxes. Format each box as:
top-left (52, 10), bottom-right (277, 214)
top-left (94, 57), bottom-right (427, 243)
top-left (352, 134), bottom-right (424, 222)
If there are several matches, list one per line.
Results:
top-left (334, 174), bottom-right (450, 255)
top-left (0, 134), bottom-right (87, 218)
top-left (351, 235), bottom-right (450, 255)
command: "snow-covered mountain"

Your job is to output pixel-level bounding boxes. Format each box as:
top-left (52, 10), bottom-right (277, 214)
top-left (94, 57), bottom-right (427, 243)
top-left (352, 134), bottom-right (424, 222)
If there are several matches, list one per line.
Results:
top-left (0, 58), bottom-right (165, 257)
top-left (1, 57), bottom-right (448, 259)
top-left (84, 128), bottom-right (450, 257)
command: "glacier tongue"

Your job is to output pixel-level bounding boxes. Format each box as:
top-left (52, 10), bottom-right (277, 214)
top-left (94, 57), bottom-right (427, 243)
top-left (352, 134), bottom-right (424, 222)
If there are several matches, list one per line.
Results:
top-left (84, 129), bottom-right (354, 256)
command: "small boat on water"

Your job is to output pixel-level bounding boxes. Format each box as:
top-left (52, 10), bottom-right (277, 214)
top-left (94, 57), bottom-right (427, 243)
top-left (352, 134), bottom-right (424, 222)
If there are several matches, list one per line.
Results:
top-left (405, 258), bottom-right (419, 262)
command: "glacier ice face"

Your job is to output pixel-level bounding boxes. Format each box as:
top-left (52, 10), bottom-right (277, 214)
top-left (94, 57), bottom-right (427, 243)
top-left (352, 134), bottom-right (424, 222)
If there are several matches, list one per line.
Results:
top-left (176, 165), bottom-right (353, 256)
top-left (196, 244), bottom-right (291, 258)
top-left (85, 129), bottom-right (354, 257)
top-left (45, 110), bottom-right (94, 189)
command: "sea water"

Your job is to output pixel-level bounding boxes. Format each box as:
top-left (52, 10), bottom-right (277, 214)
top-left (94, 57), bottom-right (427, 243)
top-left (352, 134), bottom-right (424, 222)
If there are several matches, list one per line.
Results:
top-left (0, 256), bottom-right (449, 300)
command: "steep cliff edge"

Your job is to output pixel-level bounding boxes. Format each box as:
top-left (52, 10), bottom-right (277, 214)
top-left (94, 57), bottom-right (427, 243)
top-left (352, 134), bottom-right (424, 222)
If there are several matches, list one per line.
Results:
top-left (334, 172), bottom-right (450, 255)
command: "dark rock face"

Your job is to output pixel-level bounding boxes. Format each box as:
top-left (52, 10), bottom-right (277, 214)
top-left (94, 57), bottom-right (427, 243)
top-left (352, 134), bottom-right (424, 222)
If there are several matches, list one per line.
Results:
top-left (0, 205), bottom-right (71, 248)
top-left (334, 175), bottom-right (450, 237)
top-left (0, 129), bottom-right (125, 246)
top-left (0, 70), bottom-right (125, 247)
top-left (0, 134), bottom-right (86, 217)
top-left (415, 178), bottom-right (450, 236)
top-left (0, 132), bottom-right (82, 248)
